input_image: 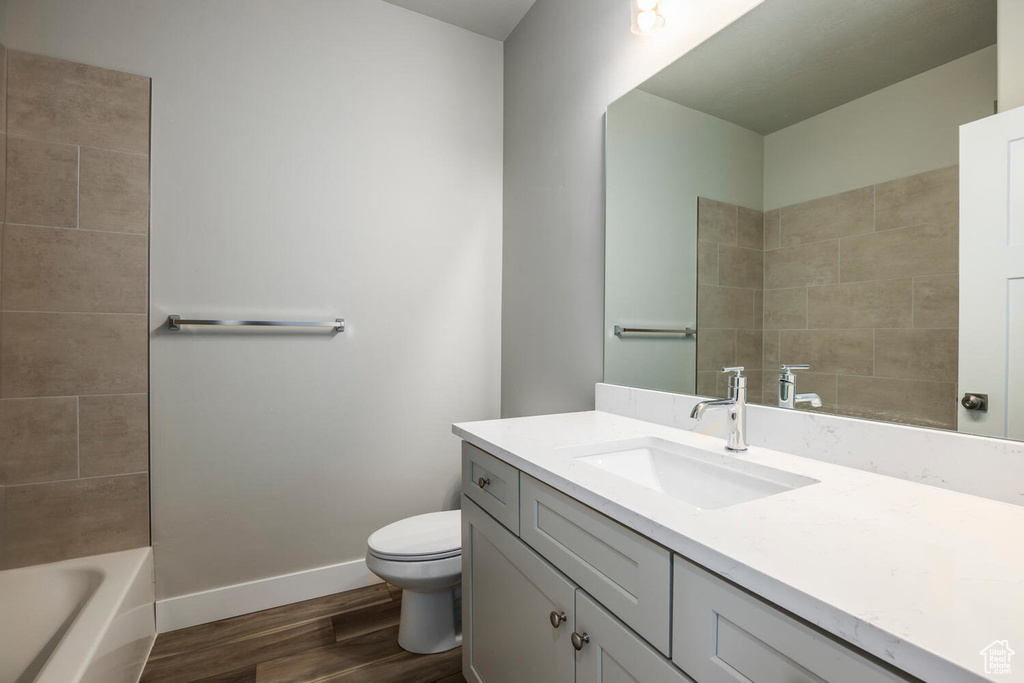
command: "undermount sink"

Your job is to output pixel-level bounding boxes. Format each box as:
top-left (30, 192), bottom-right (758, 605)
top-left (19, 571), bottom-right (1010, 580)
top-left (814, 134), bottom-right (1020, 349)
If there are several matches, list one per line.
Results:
top-left (561, 437), bottom-right (818, 510)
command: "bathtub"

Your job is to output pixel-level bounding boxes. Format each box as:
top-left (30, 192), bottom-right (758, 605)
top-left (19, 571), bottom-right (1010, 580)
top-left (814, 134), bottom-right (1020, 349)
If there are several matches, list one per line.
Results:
top-left (0, 548), bottom-right (155, 683)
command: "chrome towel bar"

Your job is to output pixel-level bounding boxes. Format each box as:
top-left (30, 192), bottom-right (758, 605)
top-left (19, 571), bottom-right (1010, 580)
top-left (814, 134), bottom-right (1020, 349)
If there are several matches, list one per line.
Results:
top-left (614, 325), bottom-right (696, 338)
top-left (167, 315), bottom-right (345, 332)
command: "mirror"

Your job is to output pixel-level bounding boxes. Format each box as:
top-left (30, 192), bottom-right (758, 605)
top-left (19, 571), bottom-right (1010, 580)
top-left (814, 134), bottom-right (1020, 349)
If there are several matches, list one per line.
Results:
top-left (605, 0), bottom-right (1003, 434)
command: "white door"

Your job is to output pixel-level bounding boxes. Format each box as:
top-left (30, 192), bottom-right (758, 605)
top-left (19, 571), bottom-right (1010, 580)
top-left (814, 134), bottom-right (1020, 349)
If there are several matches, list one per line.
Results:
top-left (462, 497), bottom-right (577, 683)
top-left (959, 106), bottom-right (1024, 440)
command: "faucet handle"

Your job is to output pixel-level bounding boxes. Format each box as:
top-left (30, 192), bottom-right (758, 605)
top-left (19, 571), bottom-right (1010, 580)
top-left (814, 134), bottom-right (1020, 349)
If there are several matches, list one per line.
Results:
top-left (721, 366), bottom-right (745, 375)
top-left (781, 364), bottom-right (810, 372)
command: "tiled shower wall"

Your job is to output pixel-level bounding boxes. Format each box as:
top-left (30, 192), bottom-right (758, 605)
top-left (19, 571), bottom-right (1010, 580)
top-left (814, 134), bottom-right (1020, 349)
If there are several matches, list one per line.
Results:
top-left (0, 50), bottom-right (151, 569)
top-left (695, 198), bottom-right (765, 402)
top-left (697, 166), bottom-right (959, 430)
top-left (762, 166), bottom-right (959, 429)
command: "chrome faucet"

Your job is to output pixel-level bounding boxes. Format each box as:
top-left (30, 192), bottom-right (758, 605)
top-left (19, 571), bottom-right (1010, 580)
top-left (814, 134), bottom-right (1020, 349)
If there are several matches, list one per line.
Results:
top-left (778, 364), bottom-right (822, 409)
top-left (690, 367), bottom-right (748, 452)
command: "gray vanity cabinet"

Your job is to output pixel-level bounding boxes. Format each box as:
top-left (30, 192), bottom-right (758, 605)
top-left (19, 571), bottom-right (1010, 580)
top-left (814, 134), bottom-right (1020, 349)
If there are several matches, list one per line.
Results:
top-left (575, 591), bottom-right (694, 683)
top-left (671, 557), bottom-right (908, 683)
top-left (463, 496), bottom-right (576, 683)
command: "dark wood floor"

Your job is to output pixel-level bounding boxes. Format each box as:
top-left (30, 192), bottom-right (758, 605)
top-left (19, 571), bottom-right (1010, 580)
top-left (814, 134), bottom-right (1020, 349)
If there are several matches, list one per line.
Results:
top-left (141, 583), bottom-right (464, 683)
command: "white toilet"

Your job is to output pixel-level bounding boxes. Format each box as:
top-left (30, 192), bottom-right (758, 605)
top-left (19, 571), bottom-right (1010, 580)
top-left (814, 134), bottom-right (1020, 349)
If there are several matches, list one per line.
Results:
top-left (365, 509), bottom-right (462, 654)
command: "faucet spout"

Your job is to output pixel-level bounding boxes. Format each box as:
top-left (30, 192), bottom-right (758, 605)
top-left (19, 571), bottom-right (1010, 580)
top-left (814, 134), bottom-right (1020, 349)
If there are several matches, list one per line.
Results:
top-left (795, 393), bottom-right (822, 408)
top-left (690, 398), bottom-right (734, 420)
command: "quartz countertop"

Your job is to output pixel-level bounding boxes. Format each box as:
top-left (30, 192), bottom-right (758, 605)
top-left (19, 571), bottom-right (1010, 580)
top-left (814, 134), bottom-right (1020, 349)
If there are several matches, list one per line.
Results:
top-left (454, 410), bottom-right (1024, 683)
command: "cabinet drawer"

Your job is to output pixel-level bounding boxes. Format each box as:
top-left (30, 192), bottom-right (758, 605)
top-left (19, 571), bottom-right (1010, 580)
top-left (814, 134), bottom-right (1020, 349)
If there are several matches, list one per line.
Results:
top-left (576, 591), bottom-right (694, 683)
top-left (672, 556), bottom-right (910, 683)
top-left (519, 475), bottom-right (671, 656)
top-left (463, 442), bottom-right (520, 534)
top-left (462, 496), bottom-right (576, 683)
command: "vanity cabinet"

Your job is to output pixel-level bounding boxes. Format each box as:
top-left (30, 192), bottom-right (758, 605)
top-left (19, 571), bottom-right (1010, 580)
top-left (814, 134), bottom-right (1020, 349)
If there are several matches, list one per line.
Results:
top-left (463, 496), bottom-right (576, 683)
top-left (462, 442), bottom-right (913, 683)
top-left (671, 557), bottom-right (907, 683)
top-left (576, 591), bottom-right (694, 683)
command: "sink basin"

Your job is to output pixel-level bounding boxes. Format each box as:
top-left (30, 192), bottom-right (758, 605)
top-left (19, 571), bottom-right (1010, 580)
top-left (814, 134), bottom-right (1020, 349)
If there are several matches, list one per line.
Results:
top-left (562, 437), bottom-right (818, 509)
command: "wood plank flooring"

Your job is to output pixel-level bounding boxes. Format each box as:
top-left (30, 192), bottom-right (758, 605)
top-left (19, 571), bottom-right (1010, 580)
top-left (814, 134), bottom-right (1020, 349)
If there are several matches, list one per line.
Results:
top-left (141, 583), bottom-right (464, 683)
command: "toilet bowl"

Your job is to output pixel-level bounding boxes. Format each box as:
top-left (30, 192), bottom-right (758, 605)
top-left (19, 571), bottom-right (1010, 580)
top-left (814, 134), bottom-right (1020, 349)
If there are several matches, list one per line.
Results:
top-left (365, 510), bottom-right (462, 654)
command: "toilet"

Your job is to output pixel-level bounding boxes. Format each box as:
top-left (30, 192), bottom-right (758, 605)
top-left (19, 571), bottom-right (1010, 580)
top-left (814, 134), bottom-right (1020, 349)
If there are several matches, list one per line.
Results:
top-left (365, 510), bottom-right (462, 654)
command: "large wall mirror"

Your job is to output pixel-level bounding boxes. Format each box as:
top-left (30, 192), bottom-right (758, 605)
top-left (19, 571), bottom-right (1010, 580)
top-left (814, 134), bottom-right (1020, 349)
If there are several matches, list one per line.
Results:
top-left (604, 0), bottom-right (1022, 438)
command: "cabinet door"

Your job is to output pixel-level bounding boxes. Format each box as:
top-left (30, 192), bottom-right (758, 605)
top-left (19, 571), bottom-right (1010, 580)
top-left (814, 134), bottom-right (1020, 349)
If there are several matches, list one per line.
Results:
top-left (463, 496), bottom-right (576, 683)
top-left (575, 591), bottom-right (694, 683)
top-left (672, 557), bottom-right (910, 683)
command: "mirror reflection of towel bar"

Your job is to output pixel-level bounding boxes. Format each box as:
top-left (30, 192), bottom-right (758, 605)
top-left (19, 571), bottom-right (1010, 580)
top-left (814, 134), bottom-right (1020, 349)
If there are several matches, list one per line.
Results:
top-left (167, 315), bottom-right (345, 332)
top-left (614, 325), bottom-right (696, 338)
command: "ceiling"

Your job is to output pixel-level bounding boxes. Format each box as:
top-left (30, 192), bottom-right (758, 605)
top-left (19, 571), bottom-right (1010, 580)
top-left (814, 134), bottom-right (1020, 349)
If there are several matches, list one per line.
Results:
top-left (382, 0), bottom-right (538, 41)
top-left (639, 0), bottom-right (997, 135)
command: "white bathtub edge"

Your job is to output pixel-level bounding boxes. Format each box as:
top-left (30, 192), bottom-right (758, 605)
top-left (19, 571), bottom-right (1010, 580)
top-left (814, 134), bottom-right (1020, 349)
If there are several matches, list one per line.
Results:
top-left (155, 558), bottom-right (380, 633)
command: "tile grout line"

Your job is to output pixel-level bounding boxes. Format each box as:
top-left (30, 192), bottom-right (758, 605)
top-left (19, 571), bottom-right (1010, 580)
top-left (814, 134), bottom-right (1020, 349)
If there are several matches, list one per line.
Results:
top-left (4, 470), bottom-right (148, 489)
top-left (6, 131), bottom-right (150, 157)
top-left (5, 221), bottom-right (150, 237)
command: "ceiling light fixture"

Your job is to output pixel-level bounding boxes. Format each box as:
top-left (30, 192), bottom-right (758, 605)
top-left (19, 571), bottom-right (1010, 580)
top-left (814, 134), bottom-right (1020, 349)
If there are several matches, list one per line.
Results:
top-left (631, 0), bottom-right (665, 35)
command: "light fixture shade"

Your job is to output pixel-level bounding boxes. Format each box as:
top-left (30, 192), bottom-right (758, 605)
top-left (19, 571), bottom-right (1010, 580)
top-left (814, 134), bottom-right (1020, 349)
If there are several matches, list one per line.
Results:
top-left (631, 0), bottom-right (665, 35)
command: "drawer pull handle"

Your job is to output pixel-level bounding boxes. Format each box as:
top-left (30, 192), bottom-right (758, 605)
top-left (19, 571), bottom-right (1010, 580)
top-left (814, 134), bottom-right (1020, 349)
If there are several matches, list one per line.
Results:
top-left (477, 477), bottom-right (491, 489)
top-left (571, 632), bottom-right (589, 651)
top-left (549, 611), bottom-right (567, 628)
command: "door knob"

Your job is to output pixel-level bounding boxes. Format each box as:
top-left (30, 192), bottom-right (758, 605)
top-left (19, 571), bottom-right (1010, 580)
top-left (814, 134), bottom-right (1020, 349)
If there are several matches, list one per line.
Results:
top-left (571, 632), bottom-right (590, 650)
top-left (549, 611), bottom-right (567, 628)
top-left (477, 477), bottom-right (491, 489)
top-left (961, 393), bottom-right (988, 412)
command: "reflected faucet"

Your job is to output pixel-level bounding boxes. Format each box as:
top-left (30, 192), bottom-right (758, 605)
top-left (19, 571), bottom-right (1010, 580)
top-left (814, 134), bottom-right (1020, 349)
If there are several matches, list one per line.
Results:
top-left (778, 364), bottom-right (822, 409)
top-left (690, 367), bottom-right (748, 452)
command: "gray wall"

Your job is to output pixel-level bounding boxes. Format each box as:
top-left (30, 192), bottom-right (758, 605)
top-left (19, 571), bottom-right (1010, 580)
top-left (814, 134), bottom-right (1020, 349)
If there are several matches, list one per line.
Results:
top-left (501, 0), bottom-right (764, 417)
top-left (4, 0), bottom-right (503, 604)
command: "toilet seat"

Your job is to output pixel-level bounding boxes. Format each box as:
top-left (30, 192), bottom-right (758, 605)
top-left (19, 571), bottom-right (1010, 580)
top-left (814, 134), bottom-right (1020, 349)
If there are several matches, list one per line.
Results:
top-left (367, 510), bottom-right (461, 562)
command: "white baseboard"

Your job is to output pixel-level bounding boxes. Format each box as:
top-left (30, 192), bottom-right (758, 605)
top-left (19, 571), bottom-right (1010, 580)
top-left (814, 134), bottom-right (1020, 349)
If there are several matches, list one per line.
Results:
top-left (155, 558), bottom-right (381, 633)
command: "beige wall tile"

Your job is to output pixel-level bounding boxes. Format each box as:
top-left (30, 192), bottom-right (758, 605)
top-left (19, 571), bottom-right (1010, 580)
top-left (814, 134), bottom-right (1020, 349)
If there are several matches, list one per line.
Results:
top-left (0, 397), bottom-right (78, 485)
top-left (763, 330), bottom-right (780, 369)
top-left (875, 165), bottom-right (958, 231)
top-left (737, 206), bottom-right (763, 250)
top-left (697, 197), bottom-right (737, 246)
top-left (1, 312), bottom-right (147, 398)
top-left (0, 134), bottom-right (7, 223)
top-left (2, 224), bottom-right (148, 313)
top-left (5, 473), bottom-right (149, 568)
top-left (914, 274), bottom-right (958, 328)
top-left (0, 486), bottom-right (5, 568)
top-left (806, 280), bottom-right (912, 329)
top-left (780, 329), bottom-right (874, 375)
top-left (837, 376), bottom-right (957, 429)
top-left (0, 46), bottom-right (8, 132)
top-left (752, 290), bottom-right (763, 330)
top-left (764, 240), bottom-right (838, 290)
top-left (840, 221), bottom-right (957, 282)
top-left (6, 137), bottom-right (78, 228)
top-left (696, 371), bottom-right (718, 398)
top-left (697, 286), bottom-right (753, 329)
top-left (875, 328), bottom-right (958, 382)
top-left (779, 187), bottom-right (873, 246)
top-left (736, 329), bottom-right (763, 370)
top-left (697, 328), bottom-right (736, 371)
top-left (80, 394), bottom-right (148, 477)
top-left (697, 242), bottom-right (718, 285)
top-left (8, 51), bottom-right (150, 154)
top-left (763, 288), bottom-right (807, 329)
top-left (763, 209), bottom-right (780, 250)
top-left (718, 246), bottom-right (763, 290)
top-left (79, 148), bottom-right (149, 234)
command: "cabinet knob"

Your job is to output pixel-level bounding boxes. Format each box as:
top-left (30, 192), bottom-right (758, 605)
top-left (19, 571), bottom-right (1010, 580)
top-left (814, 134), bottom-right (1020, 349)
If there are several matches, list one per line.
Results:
top-left (571, 632), bottom-right (590, 651)
top-left (549, 611), bottom-right (567, 628)
top-left (477, 477), bottom-right (491, 489)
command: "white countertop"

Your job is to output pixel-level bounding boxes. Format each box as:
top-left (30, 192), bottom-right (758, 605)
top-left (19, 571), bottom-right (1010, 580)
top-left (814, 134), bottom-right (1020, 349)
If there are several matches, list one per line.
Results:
top-left (454, 410), bottom-right (1024, 683)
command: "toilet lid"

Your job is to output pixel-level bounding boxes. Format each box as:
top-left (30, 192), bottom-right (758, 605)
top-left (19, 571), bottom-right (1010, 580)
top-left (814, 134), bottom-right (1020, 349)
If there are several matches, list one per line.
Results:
top-left (367, 510), bottom-right (461, 561)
